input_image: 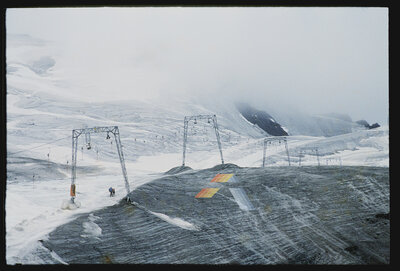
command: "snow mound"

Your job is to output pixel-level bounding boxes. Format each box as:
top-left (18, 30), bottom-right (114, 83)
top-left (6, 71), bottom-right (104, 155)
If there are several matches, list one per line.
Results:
top-left (81, 214), bottom-right (102, 239)
top-left (61, 199), bottom-right (81, 210)
top-left (148, 211), bottom-right (200, 231)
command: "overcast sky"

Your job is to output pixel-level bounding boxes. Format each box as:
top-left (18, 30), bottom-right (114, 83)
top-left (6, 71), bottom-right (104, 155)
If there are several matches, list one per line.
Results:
top-left (6, 7), bottom-right (388, 124)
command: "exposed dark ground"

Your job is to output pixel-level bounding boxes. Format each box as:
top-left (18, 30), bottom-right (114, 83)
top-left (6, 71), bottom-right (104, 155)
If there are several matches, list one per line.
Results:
top-left (39, 164), bottom-right (389, 264)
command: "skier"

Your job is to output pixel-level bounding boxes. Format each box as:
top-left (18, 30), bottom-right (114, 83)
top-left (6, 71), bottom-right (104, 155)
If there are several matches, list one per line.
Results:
top-left (109, 187), bottom-right (115, 197)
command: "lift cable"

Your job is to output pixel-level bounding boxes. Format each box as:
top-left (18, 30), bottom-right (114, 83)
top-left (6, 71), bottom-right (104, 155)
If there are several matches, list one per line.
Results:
top-left (7, 135), bottom-right (71, 155)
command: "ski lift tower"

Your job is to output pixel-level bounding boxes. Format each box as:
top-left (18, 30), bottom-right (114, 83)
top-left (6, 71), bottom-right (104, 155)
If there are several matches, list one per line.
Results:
top-left (70, 126), bottom-right (131, 202)
top-left (182, 114), bottom-right (224, 166)
top-left (262, 136), bottom-right (291, 167)
top-left (298, 147), bottom-right (320, 166)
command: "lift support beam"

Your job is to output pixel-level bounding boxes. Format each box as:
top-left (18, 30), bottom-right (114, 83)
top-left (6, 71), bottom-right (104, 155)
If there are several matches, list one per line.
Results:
top-left (182, 114), bottom-right (224, 166)
top-left (70, 126), bottom-right (131, 202)
top-left (262, 136), bottom-right (291, 167)
top-left (298, 147), bottom-right (320, 167)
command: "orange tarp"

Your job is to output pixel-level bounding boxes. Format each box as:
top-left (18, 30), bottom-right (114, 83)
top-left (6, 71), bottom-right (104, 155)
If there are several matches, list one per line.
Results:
top-left (195, 188), bottom-right (220, 198)
top-left (70, 184), bottom-right (76, 197)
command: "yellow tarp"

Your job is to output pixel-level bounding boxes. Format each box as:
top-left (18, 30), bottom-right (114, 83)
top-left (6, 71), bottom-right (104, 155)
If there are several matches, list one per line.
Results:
top-left (210, 173), bottom-right (234, 183)
top-left (195, 188), bottom-right (220, 198)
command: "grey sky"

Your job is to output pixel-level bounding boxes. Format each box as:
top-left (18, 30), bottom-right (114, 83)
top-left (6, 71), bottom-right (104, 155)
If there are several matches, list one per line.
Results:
top-left (6, 7), bottom-right (388, 124)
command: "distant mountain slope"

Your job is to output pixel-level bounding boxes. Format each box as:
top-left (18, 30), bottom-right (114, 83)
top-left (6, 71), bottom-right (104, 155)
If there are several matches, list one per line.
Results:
top-left (236, 103), bottom-right (288, 136)
top-left (235, 102), bottom-right (357, 137)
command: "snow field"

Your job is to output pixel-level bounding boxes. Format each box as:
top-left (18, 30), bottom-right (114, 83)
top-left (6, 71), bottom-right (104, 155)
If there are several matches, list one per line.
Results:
top-left (6, 156), bottom-right (161, 264)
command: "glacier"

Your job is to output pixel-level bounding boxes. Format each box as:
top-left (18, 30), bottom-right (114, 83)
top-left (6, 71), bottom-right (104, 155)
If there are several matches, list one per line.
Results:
top-left (5, 33), bottom-right (389, 265)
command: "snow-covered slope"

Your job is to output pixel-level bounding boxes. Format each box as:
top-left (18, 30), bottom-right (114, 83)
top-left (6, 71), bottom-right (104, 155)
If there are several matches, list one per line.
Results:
top-left (6, 34), bottom-right (389, 264)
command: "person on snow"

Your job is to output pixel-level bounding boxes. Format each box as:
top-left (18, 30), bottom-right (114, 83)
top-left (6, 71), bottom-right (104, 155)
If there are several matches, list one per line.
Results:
top-left (109, 187), bottom-right (115, 197)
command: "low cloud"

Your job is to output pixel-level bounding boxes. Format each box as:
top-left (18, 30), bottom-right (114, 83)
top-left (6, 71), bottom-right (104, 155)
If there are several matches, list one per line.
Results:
top-left (6, 7), bottom-right (388, 124)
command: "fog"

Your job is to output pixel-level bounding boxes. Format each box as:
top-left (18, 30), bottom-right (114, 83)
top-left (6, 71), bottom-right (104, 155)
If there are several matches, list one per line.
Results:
top-left (6, 7), bottom-right (388, 124)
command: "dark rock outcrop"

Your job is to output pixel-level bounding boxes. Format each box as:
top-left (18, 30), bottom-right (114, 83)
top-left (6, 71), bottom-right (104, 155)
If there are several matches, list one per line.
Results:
top-left (236, 103), bottom-right (288, 136)
top-left (356, 120), bottom-right (380, 130)
top-left (356, 120), bottom-right (370, 128)
top-left (369, 123), bottom-right (381, 129)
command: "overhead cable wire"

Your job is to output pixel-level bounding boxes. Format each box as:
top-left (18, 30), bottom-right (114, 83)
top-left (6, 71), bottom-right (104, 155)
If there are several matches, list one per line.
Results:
top-left (7, 135), bottom-right (71, 155)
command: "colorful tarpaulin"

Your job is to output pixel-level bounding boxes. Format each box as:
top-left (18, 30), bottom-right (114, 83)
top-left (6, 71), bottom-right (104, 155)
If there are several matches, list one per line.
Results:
top-left (195, 188), bottom-right (220, 198)
top-left (210, 174), bottom-right (234, 183)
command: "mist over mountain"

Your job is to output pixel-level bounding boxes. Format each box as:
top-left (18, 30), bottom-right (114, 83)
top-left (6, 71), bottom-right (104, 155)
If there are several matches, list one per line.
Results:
top-left (5, 32), bottom-right (381, 139)
top-left (6, 7), bottom-right (388, 125)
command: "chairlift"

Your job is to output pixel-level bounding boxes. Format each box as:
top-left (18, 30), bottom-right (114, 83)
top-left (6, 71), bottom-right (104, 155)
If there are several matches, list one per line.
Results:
top-left (194, 119), bottom-right (197, 124)
top-left (85, 133), bottom-right (91, 149)
top-left (106, 132), bottom-right (111, 140)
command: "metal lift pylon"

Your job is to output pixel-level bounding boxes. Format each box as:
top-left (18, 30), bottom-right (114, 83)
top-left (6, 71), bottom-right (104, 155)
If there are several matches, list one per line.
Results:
top-left (70, 126), bottom-right (131, 203)
top-left (298, 147), bottom-right (320, 167)
top-left (262, 136), bottom-right (291, 167)
top-left (182, 114), bottom-right (224, 166)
